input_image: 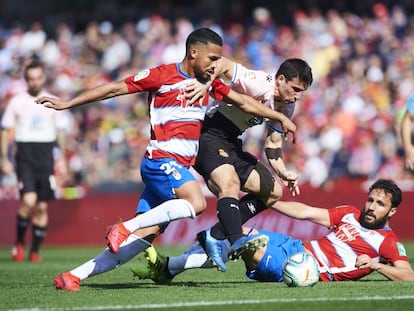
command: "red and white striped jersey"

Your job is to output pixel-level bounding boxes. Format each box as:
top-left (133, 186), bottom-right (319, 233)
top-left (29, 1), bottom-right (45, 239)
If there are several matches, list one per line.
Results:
top-left (304, 205), bottom-right (409, 281)
top-left (125, 63), bottom-right (229, 167)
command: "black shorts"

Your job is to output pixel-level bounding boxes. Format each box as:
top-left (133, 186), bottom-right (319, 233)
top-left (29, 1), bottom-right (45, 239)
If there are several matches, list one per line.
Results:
top-left (194, 131), bottom-right (257, 186)
top-left (16, 142), bottom-right (55, 201)
top-left (17, 164), bottom-right (55, 201)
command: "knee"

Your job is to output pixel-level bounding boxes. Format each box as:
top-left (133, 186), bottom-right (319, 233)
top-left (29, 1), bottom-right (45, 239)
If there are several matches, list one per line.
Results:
top-left (21, 200), bottom-right (36, 211)
top-left (33, 203), bottom-right (48, 216)
top-left (266, 183), bottom-right (283, 207)
top-left (210, 165), bottom-right (240, 198)
top-left (216, 179), bottom-right (240, 198)
top-left (183, 193), bottom-right (207, 215)
top-left (192, 196), bottom-right (207, 215)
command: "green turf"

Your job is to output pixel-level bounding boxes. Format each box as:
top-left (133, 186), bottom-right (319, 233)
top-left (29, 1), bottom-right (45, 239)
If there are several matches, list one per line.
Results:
top-left (1, 244), bottom-right (414, 311)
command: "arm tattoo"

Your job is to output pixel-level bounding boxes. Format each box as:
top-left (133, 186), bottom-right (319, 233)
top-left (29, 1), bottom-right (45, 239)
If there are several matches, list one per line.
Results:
top-left (265, 147), bottom-right (282, 160)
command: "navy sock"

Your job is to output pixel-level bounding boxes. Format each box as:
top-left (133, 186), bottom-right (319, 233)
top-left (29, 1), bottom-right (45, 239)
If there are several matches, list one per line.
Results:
top-left (31, 225), bottom-right (47, 253)
top-left (16, 215), bottom-right (30, 245)
top-left (238, 193), bottom-right (268, 223)
top-left (210, 222), bottom-right (227, 240)
top-left (216, 197), bottom-right (243, 244)
top-left (210, 194), bottom-right (268, 240)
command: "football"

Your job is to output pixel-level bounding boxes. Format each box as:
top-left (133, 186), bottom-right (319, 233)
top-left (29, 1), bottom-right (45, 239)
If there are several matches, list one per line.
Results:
top-left (282, 252), bottom-right (320, 287)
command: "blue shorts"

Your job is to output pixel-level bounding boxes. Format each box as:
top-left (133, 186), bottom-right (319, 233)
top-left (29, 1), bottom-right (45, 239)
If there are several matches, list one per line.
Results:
top-left (136, 157), bottom-right (196, 214)
top-left (246, 229), bottom-right (304, 282)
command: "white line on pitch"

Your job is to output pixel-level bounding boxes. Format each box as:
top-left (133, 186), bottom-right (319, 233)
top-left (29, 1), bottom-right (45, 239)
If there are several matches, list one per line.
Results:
top-left (9, 295), bottom-right (414, 311)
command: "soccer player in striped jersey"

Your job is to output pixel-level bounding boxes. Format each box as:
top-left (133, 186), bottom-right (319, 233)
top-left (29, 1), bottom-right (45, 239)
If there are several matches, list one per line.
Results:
top-left (135, 179), bottom-right (414, 282)
top-left (38, 28), bottom-right (297, 290)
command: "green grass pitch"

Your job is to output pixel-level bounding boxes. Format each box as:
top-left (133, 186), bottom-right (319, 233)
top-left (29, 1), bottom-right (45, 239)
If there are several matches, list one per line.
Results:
top-left (1, 244), bottom-right (414, 311)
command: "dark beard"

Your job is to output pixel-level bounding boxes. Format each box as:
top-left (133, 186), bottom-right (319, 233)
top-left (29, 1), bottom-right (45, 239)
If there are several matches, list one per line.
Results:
top-left (194, 67), bottom-right (211, 84)
top-left (28, 88), bottom-right (41, 97)
top-left (359, 211), bottom-right (388, 229)
top-left (197, 75), bottom-right (211, 84)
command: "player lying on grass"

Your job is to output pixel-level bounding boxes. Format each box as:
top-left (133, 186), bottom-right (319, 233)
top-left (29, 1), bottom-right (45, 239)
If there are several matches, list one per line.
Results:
top-left (132, 179), bottom-right (414, 282)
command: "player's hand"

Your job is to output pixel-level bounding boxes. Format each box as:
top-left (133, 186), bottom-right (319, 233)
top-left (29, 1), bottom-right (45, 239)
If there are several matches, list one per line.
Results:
top-left (281, 171), bottom-right (300, 197)
top-left (355, 254), bottom-right (379, 271)
top-left (35, 96), bottom-right (70, 110)
top-left (184, 80), bottom-right (210, 106)
top-left (280, 117), bottom-right (296, 144)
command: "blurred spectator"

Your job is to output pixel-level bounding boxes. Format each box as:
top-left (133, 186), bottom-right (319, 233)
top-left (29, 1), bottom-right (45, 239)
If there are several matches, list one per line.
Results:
top-left (347, 130), bottom-right (381, 178)
top-left (19, 21), bottom-right (46, 57)
top-left (401, 93), bottom-right (414, 171)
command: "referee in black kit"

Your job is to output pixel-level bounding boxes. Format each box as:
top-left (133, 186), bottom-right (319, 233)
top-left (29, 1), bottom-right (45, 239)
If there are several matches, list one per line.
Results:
top-left (1, 60), bottom-right (70, 262)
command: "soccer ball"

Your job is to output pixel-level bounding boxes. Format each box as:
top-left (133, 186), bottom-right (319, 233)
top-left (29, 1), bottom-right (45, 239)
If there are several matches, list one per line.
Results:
top-left (282, 252), bottom-right (320, 287)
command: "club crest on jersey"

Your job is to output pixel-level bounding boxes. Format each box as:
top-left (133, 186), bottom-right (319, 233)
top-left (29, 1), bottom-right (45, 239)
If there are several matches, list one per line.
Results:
top-left (171, 169), bottom-right (182, 180)
top-left (218, 148), bottom-right (229, 158)
top-left (134, 69), bottom-right (150, 81)
top-left (335, 223), bottom-right (359, 242)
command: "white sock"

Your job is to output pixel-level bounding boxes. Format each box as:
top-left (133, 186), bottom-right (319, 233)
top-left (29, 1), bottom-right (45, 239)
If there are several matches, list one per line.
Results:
top-left (123, 199), bottom-right (196, 232)
top-left (168, 240), bottom-right (231, 276)
top-left (70, 234), bottom-right (150, 280)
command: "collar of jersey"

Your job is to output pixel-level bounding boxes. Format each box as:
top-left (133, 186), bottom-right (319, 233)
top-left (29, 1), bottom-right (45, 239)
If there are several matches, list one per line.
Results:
top-left (177, 63), bottom-right (193, 79)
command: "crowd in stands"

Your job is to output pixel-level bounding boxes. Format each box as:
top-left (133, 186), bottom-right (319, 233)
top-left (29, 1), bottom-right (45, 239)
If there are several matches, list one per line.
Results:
top-left (1, 2), bottom-right (414, 199)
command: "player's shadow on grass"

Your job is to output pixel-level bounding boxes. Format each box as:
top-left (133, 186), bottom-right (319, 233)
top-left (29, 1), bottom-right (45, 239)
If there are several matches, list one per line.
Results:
top-left (84, 278), bottom-right (391, 290)
top-left (85, 280), bottom-right (253, 290)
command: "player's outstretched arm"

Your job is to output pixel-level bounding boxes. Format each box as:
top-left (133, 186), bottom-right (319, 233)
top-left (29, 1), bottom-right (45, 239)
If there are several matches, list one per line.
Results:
top-left (272, 200), bottom-right (330, 227)
top-left (222, 88), bottom-right (296, 142)
top-left (356, 254), bottom-right (414, 281)
top-left (36, 80), bottom-right (129, 110)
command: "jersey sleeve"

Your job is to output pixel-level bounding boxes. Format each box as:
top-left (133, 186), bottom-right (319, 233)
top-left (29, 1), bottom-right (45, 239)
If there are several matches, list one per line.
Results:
top-left (379, 234), bottom-right (410, 264)
top-left (210, 78), bottom-right (231, 101)
top-left (124, 67), bottom-right (163, 93)
top-left (231, 63), bottom-right (272, 98)
top-left (327, 205), bottom-right (358, 227)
